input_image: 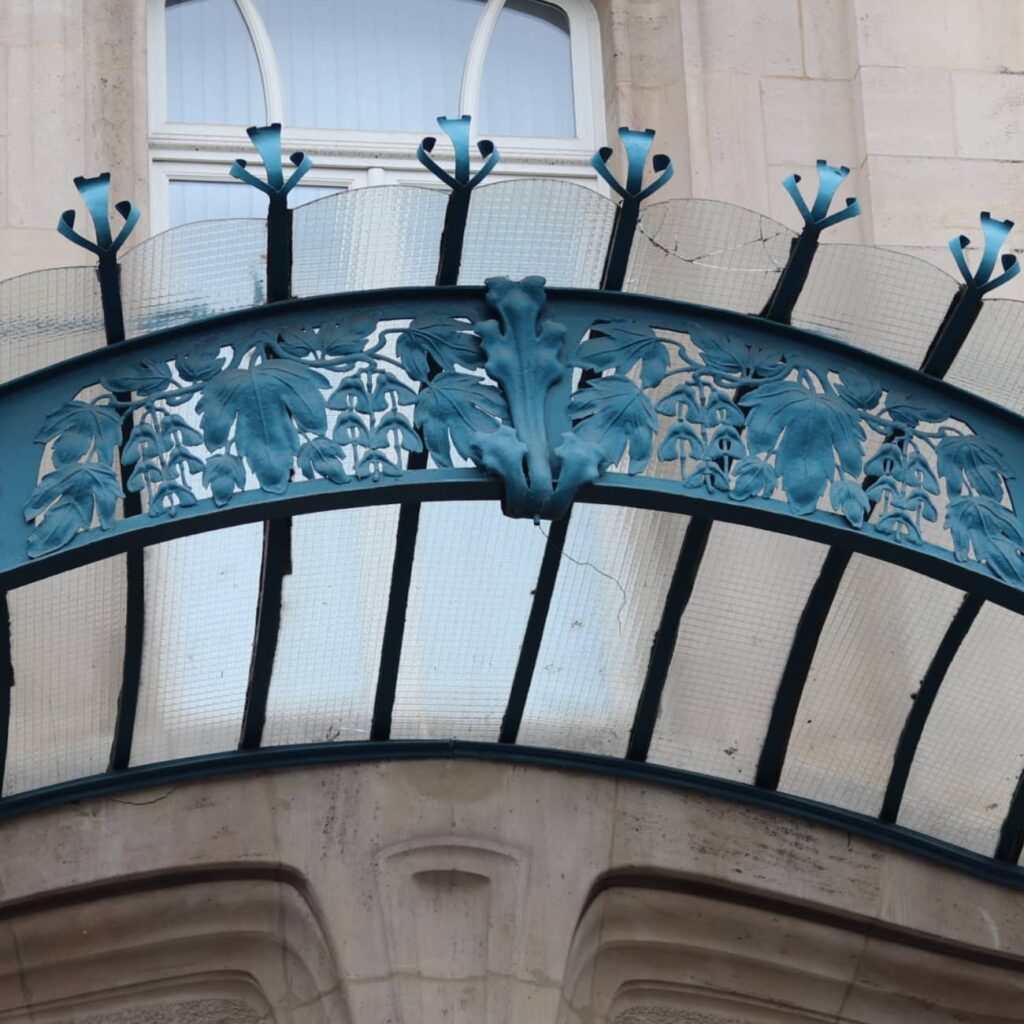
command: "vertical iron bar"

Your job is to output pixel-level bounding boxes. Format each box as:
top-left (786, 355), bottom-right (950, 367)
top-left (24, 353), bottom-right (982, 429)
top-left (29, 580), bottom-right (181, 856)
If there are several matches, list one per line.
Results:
top-left (755, 213), bottom-right (1017, 793)
top-left (879, 593), bottom-right (984, 824)
top-left (369, 117), bottom-right (496, 741)
top-left (239, 184), bottom-right (295, 750)
top-left (56, 175), bottom-right (144, 773)
top-left (626, 518), bottom-right (712, 760)
top-left (627, 163), bottom-right (857, 768)
top-left (498, 129), bottom-right (673, 745)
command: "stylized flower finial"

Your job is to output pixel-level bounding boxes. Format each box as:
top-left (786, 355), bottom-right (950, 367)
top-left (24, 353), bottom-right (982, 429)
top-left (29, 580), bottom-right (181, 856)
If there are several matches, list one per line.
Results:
top-left (417, 115), bottom-right (499, 190)
top-left (230, 123), bottom-right (312, 197)
top-left (950, 212), bottom-right (1019, 294)
top-left (57, 173), bottom-right (140, 256)
top-left (782, 159), bottom-right (860, 231)
top-left (591, 127), bottom-right (674, 201)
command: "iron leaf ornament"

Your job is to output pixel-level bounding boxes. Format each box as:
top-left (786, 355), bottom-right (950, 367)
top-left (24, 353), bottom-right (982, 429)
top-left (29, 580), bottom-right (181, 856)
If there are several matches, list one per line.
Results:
top-left (22, 276), bottom-right (1024, 588)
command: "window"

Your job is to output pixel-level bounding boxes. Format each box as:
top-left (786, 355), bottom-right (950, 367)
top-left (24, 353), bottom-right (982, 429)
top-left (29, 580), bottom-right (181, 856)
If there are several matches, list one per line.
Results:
top-left (148, 0), bottom-right (605, 230)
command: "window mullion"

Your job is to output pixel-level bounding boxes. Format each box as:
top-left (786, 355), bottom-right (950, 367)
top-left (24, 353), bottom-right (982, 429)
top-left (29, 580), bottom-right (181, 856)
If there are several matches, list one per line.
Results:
top-left (235, 0), bottom-right (285, 123)
top-left (459, 0), bottom-right (507, 127)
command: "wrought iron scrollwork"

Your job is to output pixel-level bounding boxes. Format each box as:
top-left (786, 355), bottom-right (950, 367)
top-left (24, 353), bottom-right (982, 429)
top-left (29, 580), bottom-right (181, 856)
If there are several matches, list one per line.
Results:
top-left (22, 276), bottom-right (1024, 588)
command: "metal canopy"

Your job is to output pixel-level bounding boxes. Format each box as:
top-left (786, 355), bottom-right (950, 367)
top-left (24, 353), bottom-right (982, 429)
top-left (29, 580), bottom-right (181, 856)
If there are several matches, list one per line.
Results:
top-left (4, 119), bottom-right (1024, 888)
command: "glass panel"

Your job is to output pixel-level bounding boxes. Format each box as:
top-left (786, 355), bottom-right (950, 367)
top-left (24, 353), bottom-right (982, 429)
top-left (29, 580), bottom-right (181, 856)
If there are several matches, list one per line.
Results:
top-left (253, 0), bottom-right (481, 132)
top-left (130, 526), bottom-right (262, 765)
top-left (460, 179), bottom-right (615, 287)
top-left (391, 502), bottom-right (547, 740)
top-left (168, 181), bottom-right (345, 227)
top-left (624, 199), bottom-right (796, 314)
top-left (0, 266), bottom-right (105, 379)
top-left (263, 507), bottom-right (400, 746)
top-left (479, 0), bottom-right (574, 138)
top-left (165, 0), bottom-right (265, 125)
top-left (3, 560), bottom-right (125, 794)
top-left (947, 298), bottom-right (1024, 412)
top-left (292, 186), bottom-right (449, 296)
top-left (790, 244), bottom-right (959, 367)
top-left (518, 507), bottom-right (688, 757)
top-left (120, 218), bottom-right (267, 336)
top-left (647, 525), bottom-right (829, 781)
top-left (779, 558), bottom-right (963, 816)
top-left (899, 603), bottom-right (1024, 855)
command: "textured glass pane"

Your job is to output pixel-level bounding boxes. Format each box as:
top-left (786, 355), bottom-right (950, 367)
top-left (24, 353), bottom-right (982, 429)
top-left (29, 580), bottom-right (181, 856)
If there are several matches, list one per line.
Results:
top-left (899, 603), bottom-right (1024, 854)
top-left (165, 0), bottom-right (264, 125)
top-left (121, 219), bottom-right (267, 336)
top-left (253, 0), bottom-right (480, 132)
top-left (391, 502), bottom-right (546, 740)
top-left (460, 179), bottom-right (614, 287)
top-left (625, 199), bottom-right (796, 313)
top-left (130, 526), bottom-right (262, 764)
top-left (779, 558), bottom-right (963, 816)
top-left (168, 181), bottom-right (344, 227)
top-left (647, 525), bottom-right (829, 780)
top-left (0, 266), bottom-right (105, 380)
top-left (947, 298), bottom-right (1024, 412)
top-left (292, 186), bottom-right (449, 297)
top-left (263, 506), bottom-right (400, 746)
top-left (3, 560), bottom-right (125, 794)
top-left (479, 0), bottom-right (574, 138)
top-left (518, 507), bottom-right (688, 757)
top-left (791, 244), bottom-right (959, 366)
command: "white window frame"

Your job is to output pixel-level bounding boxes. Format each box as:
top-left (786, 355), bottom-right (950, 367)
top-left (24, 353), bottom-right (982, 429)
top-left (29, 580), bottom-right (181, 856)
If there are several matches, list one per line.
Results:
top-left (147, 0), bottom-right (606, 233)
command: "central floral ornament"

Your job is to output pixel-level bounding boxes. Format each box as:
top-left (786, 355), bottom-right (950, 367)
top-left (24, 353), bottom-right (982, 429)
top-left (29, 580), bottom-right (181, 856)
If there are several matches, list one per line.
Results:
top-left (22, 276), bottom-right (1024, 589)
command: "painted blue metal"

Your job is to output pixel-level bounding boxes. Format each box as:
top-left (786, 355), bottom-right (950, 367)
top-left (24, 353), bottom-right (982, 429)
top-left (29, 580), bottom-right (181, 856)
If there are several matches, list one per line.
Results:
top-left (8, 283), bottom-right (1024, 597)
top-left (229, 125), bottom-right (313, 750)
top-left (58, 173), bottom-right (140, 345)
top-left (756, 212), bottom-right (1020, 793)
top-left (373, 116), bottom-right (500, 740)
top-left (230, 123), bottom-right (311, 304)
top-left (762, 160), bottom-right (860, 323)
top-left (59, 172), bottom-right (145, 773)
top-left (592, 126), bottom-right (673, 291)
top-left (419, 114), bottom-right (499, 287)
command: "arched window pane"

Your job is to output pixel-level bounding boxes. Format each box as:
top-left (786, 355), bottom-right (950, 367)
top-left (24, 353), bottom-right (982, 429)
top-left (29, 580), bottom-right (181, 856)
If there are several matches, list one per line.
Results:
top-left (251, 0), bottom-right (482, 132)
top-left (478, 0), bottom-right (575, 137)
top-left (165, 0), bottom-right (265, 124)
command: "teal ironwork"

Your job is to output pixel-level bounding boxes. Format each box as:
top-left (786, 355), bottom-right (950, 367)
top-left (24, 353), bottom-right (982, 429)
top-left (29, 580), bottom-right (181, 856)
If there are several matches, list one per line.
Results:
top-left (418, 115), bottom-right (499, 286)
top-left (14, 281), bottom-right (1024, 600)
top-left (230, 123), bottom-right (312, 302)
top-left (763, 160), bottom-right (861, 322)
top-left (591, 127), bottom-right (674, 290)
top-left (58, 173), bottom-right (140, 344)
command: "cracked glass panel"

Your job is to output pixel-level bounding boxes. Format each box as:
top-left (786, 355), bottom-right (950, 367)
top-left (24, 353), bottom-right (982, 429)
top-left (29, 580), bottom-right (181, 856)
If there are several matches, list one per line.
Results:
top-left (647, 525), bottom-right (829, 781)
top-left (130, 526), bottom-right (262, 765)
top-left (625, 199), bottom-right (795, 313)
top-left (779, 558), bottom-right (963, 816)
top-left (390, 502), bottom-right (547, 741)
top-left (791, 244), bottom-right (959, 367)
top-left (460, 179), bottom-right (615, 287)
top-left (292, 186), bottom-right (449, 296)
top-left (899, 603), bottom-right (1024, 854)
top-left (0, 267), bottom-right (105, 378)
top-left (121, 219), bottom-right (267, 336)
top-left (264, 506), bottom-right (400, 746)
top-left (3, 560), bottom-right (125, 795)
top-left (517, 506), bottom-right (688, 757)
